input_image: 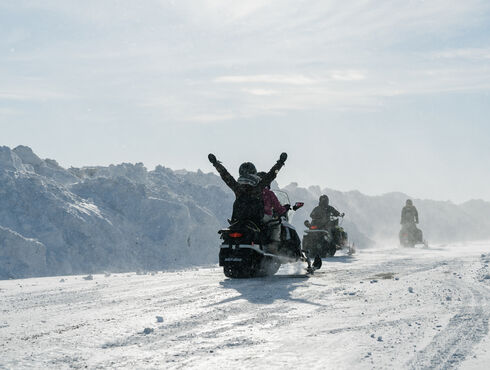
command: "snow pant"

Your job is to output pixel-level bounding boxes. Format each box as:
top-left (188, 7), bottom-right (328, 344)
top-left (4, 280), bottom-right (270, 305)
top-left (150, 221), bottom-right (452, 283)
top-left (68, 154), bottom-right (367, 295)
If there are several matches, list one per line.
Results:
top-left (263, 214), bottom-right (281, 242)
top-left (263, 214), bottom-right (281, 254)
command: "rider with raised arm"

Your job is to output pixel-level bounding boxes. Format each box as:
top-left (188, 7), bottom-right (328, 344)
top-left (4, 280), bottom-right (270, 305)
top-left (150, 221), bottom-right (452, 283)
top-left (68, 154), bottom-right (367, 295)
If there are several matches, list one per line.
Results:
top-left (208, 153), bottom-right (287, 226)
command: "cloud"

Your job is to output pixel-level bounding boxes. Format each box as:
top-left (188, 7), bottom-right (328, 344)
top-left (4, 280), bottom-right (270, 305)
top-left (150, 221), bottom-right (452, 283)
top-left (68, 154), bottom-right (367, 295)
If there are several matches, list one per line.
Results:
top-left (2, 0), bottom-right (490, 121)
top-left (330, 71), bottom-right (365, 81)
top-left (432, 48), bottom-right (490, 60)
top-left (242, 88), bottom-right (278, 96)
top-left (215, 74), bottom-right (317, 85)
top-left (0, 87), bottom-right (74, 102)
top-left (185, 113), bottom-right (237, 123)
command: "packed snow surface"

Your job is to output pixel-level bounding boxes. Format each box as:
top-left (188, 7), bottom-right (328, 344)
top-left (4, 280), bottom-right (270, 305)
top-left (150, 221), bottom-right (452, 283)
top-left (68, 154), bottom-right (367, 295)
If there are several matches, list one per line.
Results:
top-left (1, 242), bottom-right (489, 369)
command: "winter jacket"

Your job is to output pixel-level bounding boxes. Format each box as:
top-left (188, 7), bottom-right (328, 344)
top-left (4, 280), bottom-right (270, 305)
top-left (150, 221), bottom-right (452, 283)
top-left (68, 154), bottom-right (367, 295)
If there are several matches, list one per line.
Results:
top-left (262, 187), bottom-right (287, 216)
top-left (212, 160), bottom-right (285, 225)
top-left (310, 202), bottom-right (341, 229)
top-left (401, 205), bottom-right (419, 225)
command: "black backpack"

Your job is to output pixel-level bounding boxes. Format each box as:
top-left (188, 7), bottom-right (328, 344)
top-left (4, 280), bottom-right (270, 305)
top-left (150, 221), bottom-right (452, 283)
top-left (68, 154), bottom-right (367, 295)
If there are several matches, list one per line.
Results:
top-left (231, 193), bottom-right (264, 226)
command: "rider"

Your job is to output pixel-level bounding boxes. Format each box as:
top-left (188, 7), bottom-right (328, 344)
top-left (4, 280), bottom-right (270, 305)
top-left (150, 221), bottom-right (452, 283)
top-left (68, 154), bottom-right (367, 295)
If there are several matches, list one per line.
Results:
top-left (401, 199), bottom-right (421, 238)
top-left (401, 199), bottom-right (419, 226)
top-left (310, 194), bottom-right (343, 230)
top-left (208, 153), bottom-right (287, 226)
top-left (257, 172), bottom-right (287, 253)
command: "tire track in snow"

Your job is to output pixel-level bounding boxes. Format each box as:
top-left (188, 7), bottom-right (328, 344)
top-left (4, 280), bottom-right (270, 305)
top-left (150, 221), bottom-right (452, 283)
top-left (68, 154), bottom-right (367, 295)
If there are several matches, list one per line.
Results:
top-left (407, 283), bottom-right (489, 369)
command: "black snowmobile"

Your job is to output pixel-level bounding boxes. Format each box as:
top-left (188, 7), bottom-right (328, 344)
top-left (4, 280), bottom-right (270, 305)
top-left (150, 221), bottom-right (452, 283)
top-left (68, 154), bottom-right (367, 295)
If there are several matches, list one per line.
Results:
top-left (218, 190), bottom-right (322, 278)
top-left (303, 214), bottom-right (353, 257)
top-left (399, 223), bottom-right (427, 248)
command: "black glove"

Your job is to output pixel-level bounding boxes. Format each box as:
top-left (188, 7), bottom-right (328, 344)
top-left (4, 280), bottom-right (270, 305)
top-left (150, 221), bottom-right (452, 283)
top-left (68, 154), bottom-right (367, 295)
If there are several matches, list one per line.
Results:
top-left (341, 212), bottom-right (345, 217)
top-left (208, 153), bottom-right (217, 165)
top-left (278, 152), bottom-right (287, 164)
top-left (283, 204), bottom-right (291, 211)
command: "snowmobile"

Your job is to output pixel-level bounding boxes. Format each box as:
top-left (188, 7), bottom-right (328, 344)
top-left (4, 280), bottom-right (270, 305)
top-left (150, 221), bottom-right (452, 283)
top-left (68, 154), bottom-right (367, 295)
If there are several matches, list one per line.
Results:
top-left (302, 214), bottom-right (354, 258)
top-left (218, 190), bottom-right (322, 278)
top-left (399, 223), bottom-right (427, 248)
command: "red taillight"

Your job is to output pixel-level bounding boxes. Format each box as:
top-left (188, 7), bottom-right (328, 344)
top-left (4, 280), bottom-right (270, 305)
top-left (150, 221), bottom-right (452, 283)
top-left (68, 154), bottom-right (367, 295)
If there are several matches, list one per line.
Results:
top-left (229, 232), bottom-right (243, 238)
top-left (310, 226), bottom-right (318, 230)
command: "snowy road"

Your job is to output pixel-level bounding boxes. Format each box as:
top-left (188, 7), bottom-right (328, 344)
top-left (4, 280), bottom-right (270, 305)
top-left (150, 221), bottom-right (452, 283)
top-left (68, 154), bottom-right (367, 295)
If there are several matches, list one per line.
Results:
top-left (1, 243), bottom-right (490, 369)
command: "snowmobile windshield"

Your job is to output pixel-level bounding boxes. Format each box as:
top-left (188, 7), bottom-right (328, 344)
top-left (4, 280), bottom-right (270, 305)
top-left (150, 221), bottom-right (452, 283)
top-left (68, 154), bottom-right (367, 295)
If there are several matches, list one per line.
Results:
top-left (272, 190), bottom-right (290, 206)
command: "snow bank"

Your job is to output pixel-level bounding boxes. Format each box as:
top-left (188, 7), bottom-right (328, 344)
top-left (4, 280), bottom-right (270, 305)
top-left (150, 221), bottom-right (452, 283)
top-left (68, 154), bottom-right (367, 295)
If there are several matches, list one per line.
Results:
top-left (0, 146), bottom-right (232, 279)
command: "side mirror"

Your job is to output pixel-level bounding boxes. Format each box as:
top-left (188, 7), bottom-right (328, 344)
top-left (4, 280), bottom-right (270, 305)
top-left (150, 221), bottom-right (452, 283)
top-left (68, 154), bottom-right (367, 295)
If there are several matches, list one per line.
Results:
top-left (293, 202), bottom-right (304, 211)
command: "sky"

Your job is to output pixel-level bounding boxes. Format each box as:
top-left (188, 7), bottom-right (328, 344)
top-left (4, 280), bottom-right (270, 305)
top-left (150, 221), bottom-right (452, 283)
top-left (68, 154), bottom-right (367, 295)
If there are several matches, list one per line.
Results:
top-left (1, 0), bottom-right (490, 203)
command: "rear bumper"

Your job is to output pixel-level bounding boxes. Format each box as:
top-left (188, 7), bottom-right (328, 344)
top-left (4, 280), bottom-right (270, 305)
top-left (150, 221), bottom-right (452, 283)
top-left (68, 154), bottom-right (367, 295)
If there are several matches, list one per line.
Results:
top-left (219, 244), bottom-right (275, 266)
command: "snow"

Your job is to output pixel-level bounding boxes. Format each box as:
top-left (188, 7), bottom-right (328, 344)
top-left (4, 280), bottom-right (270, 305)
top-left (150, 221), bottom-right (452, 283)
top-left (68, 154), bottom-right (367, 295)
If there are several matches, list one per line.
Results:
top-left (1, 242), bottom-right (489, 369)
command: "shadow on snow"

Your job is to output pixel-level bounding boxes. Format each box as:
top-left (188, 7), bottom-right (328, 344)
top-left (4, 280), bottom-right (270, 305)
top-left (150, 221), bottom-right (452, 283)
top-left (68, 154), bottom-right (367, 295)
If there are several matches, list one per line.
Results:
top-left (209, 275), bottom-right (326, 307)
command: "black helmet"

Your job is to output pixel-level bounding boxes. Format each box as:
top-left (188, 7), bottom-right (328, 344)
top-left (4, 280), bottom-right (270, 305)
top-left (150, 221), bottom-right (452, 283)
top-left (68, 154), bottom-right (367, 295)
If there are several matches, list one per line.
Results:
top-left (319, 194), bottom-right (329, 206)
top-left (406, 199), bottom-right (413, 206)
top-left (239, 162), bottom-right (257, 177)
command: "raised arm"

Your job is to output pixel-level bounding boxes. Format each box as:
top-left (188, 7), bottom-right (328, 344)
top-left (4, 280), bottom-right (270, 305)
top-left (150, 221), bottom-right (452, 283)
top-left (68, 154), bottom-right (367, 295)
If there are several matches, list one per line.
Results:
top-left (258, 152), bottom-right (287, 189)
top-left (414, 207), bottom-right (419, 224)
top-left (208, 154), bottom-right (238, 192)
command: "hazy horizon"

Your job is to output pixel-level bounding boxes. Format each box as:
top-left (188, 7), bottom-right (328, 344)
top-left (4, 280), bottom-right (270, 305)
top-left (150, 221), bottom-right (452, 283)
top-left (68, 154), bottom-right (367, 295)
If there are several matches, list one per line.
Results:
top-left (2, 143), bottom-right (488, 205)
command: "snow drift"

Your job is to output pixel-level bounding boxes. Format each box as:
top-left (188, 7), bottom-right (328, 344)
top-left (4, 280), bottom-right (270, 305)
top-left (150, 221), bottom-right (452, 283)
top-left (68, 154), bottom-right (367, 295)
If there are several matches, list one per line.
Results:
top-left (0, 146), bottom-right (232, 279)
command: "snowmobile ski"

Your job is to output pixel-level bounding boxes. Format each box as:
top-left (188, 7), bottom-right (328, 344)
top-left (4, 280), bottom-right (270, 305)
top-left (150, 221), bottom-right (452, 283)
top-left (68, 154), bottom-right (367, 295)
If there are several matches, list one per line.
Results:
top-left (305, 255), bottom-right (322, 274)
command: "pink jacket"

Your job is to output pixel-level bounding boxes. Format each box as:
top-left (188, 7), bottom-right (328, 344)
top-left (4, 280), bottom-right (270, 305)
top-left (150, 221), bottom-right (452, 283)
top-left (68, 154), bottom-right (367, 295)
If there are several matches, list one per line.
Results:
top-left (262, 188), bottom-right (287, 216)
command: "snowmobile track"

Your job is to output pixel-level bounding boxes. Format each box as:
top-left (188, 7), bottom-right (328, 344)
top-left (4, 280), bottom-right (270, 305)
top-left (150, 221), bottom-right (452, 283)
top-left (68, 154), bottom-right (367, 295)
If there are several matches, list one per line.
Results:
top-left (2, 243), bottom-right (490, 369)
top-left (407, 284), bottom-right (489, 369)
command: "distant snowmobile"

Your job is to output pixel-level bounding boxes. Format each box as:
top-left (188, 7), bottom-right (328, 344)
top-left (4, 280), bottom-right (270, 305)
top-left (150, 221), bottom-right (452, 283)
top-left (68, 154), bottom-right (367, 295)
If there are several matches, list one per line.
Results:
top-left (399, 224), bottom-right (427, 248)
top-left (218, 190), bottom-right (322, 278)
top-left (303, 214), bottom-right (354, 257)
